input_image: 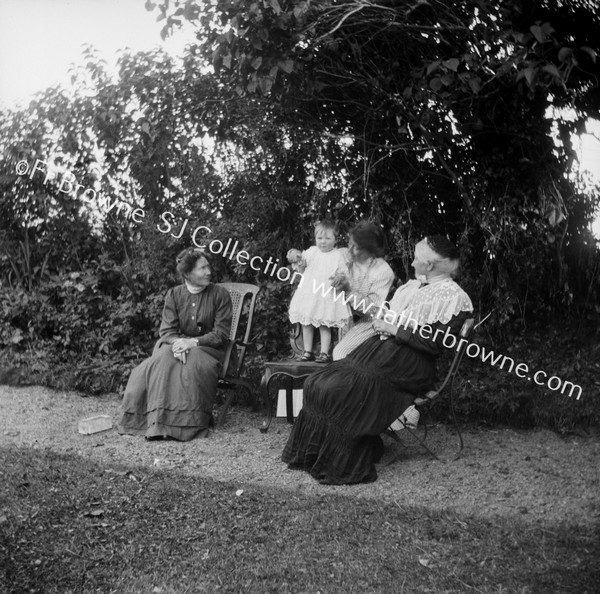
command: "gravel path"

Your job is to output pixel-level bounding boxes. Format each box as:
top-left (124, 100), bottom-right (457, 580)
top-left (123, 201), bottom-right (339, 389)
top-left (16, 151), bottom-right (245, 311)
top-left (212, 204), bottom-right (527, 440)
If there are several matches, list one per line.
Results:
top-left (1, 385), bottom-right (598, 527)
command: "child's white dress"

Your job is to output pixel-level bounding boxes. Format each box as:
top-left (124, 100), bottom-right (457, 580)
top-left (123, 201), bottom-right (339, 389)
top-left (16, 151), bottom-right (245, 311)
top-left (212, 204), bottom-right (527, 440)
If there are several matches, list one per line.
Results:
top-left (289, 246), bottom-right (351, 328)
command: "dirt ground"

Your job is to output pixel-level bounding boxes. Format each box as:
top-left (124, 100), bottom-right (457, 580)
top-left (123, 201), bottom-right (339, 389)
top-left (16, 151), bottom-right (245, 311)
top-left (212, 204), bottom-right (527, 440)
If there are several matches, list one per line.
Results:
top-left (1, 385), bottom-right (598, 527)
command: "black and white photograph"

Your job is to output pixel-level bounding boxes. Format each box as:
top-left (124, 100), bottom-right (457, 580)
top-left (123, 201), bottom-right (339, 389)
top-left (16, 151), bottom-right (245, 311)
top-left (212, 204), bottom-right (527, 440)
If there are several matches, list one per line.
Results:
top-left (1, 1), bottom-right (599, 592)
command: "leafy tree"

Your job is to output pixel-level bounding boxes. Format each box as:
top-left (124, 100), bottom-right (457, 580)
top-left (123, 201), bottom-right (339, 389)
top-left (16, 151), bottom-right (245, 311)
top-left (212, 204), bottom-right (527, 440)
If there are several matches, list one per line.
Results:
top-left (153, 0), bottom-right (600, 331)
top-left (0, 4), bottom-right (597, 427)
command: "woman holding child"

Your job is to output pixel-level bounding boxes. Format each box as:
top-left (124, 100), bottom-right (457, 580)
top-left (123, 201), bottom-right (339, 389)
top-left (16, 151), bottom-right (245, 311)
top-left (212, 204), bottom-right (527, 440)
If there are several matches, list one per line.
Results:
top-left (329, 221), bottom-right (395, 360)
top-left (286, 220), bottom-right (394, 362)
top-left (282, 235), bottom-right (473, 485)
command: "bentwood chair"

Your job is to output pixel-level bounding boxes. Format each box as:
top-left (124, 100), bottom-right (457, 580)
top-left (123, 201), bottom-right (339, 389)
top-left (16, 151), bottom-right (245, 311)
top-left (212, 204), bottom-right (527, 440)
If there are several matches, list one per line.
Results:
top-left (385, 317), bottom-right (476, 462)
top-left (215, 282), bottom-right (260, 428)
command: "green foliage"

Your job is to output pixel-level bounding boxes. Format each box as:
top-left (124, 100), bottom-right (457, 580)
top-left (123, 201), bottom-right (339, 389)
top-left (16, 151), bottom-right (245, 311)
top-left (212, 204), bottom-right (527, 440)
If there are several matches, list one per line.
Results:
top-left (152, 0), bottom-right (600, 333)
top-left (434, 319), bottom-right (600, 432)
top-left (0, 248), bottom-right (171, 393)
top-left (0, 3), bottom-right (599, 431)
top-left (0, 233), bottom-right (49, 291)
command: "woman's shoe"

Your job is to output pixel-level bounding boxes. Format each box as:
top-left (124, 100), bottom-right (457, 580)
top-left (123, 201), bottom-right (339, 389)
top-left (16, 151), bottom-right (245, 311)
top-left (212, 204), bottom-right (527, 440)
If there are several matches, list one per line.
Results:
top-left (390, 405), bottom-right (420, 430)
top-left (299, 351), bottom-right (315, 361)
top-left (315, 352), bottom-right (332, 363)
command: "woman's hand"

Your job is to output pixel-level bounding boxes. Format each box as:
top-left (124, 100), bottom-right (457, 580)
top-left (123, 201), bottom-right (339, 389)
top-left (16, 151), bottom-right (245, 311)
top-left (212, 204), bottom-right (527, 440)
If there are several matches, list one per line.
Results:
top-left (172, 337), bottom-right (197, 352)
top-left (372, 319), bottom-right (397, 338)
top-left (329, 271), bottom-right (350, 292)
top-left (173, 350), bottom-right (187, 364)
top-left (171, 338), bottom-right (197, 364)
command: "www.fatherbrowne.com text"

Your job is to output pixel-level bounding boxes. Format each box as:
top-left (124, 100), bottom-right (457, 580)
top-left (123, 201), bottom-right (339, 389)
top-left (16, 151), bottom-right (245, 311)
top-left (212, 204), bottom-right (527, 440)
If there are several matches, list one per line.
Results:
top-left (16, 158), bottom-right (583, 400)
top-left (311, 279), bottom-right (583, 401)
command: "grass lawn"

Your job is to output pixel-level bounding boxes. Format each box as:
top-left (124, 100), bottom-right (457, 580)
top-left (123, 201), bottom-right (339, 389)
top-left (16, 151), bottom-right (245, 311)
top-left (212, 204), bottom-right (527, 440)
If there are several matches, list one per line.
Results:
top-left (0, 446), bottom-right (597, 594)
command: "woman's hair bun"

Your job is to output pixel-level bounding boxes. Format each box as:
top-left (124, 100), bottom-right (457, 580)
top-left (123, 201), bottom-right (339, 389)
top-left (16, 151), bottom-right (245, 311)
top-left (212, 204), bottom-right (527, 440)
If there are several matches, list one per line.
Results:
top-left (426, 235), bottom-right (460, 260)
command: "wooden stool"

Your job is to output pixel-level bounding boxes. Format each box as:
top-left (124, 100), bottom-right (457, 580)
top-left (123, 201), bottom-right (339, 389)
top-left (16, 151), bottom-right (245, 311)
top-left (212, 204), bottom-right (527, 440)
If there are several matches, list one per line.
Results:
top-left (259, 359), bottom-right (325, 433)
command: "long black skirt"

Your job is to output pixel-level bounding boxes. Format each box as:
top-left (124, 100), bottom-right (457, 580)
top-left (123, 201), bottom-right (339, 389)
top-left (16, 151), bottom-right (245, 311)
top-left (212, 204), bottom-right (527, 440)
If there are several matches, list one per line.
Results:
top-left (282, 335), bottom-right (434, 484)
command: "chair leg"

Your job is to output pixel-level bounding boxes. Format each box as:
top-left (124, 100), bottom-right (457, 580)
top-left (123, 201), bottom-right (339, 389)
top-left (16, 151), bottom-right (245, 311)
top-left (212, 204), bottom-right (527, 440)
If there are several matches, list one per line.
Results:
top-left (447, 383), bottom-right (465, 460)
top-left (385, 384), bottom-right (465, 462)
top-left (215, 389), bottom-right (236, 429)
top-left (220, 377), bottom-right (255, 397)
top-left (215, 379), bottom-right (255, 429)
top-left (259, 369), bottom-right (274, 433)
top-left (398, 426), bottom-right (441, 461)
top-left (396, 403), bottom-right (464, 462)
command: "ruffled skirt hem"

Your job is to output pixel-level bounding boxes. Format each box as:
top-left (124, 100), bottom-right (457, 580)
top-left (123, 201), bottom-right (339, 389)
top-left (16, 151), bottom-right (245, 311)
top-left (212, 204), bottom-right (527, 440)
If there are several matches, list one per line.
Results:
top-left (118, 409), bottom-right (213, 441)
top-left (281, 407), bottom-right (384, 485)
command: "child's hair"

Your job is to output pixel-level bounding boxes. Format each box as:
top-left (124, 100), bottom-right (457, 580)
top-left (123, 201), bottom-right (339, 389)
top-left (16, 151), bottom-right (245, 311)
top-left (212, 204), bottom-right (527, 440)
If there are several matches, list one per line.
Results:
top-left (314, 218), bottom-right (338, 237)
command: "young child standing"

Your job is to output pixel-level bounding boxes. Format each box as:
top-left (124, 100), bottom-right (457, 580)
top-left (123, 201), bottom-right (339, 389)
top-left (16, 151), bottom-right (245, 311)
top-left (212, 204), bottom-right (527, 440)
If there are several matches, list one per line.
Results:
top-left (287, 219), bottom-right (351, 363)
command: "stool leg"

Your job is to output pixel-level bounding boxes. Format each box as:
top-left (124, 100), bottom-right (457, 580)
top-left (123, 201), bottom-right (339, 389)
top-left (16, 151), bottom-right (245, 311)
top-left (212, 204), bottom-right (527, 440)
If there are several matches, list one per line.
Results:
top-left (259, 369), bottom-right (274, 433)
top-left (286, 378), bottom-right (294, 424)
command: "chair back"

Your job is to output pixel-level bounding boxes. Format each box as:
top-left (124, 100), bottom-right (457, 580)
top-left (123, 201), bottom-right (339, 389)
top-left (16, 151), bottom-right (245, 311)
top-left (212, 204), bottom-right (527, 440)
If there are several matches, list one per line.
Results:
top-left (387, 316), bottom-right (476, 461)
top-left (436, 317), bottom-right (475, 393)
top-left (217, 282), bottom-right (260, 379)
top-left (414, 316), bottom-right (475, 407)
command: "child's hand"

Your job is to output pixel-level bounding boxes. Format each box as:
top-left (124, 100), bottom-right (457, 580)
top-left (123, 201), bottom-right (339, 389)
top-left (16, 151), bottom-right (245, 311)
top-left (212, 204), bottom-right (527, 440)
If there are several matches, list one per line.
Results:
top-left (287, 249), bottom-right (302, 263)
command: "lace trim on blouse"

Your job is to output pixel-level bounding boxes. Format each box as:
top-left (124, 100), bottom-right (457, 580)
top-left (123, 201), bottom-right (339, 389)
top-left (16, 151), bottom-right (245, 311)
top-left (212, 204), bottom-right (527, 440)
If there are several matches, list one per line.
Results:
top-left (387, 278), bottom-right (473, 327)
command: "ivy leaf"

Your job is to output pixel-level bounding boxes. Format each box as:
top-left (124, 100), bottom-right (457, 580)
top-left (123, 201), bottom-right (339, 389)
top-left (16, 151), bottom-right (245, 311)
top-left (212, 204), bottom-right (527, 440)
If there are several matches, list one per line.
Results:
top-left (558, 47), bottom-right (573, 62)
top-left (429, 77), bottom-right (443, 92)
top-left (580, 46), bottom-right (597, 63)
top-left (278, 59), bottom-right (294, 73)
top-left (468, 77), bottom-right (481, 94)
top-left (541, 22), bottom-right (555, 36)
top-left (293, 2), bottom-right (308, 18)
top-left (443, 58), bottom-right (460, 71)
top-left (542, 64), bottom-right (561, 81)
top-left (524, 66), bottom-right (537, 86)
top-left (259, 76), bottom-right (273, 94)
top-left (530, 25), bottom-right (545, 44)
top-left (426, 60), bottom-right (440, 75)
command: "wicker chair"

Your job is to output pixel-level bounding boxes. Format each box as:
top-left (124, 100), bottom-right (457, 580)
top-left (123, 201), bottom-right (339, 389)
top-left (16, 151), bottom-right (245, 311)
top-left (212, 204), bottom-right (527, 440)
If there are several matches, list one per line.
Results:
top-left (215, 282), bottom-right (260, 428)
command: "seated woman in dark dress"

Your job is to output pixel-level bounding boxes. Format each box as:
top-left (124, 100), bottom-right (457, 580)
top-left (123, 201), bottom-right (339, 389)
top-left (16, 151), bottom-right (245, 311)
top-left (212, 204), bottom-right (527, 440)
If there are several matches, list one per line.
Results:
top-left (282, 236), bottom-right (473, 484)
top-left (118, 248), bottom-right (233, 441)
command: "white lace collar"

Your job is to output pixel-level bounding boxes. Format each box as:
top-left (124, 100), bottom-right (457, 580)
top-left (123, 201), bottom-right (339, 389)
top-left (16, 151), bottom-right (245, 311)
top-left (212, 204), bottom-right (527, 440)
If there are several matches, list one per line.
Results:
top-left (386, 278), bottom-right (473, 327)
